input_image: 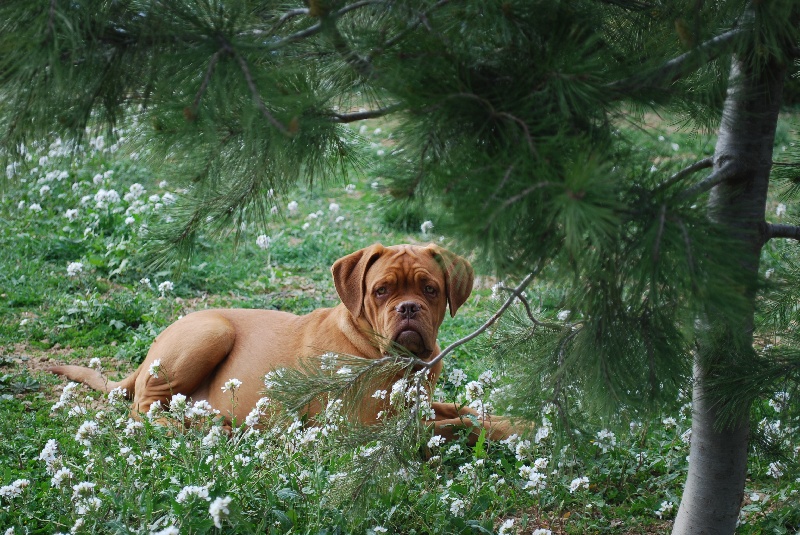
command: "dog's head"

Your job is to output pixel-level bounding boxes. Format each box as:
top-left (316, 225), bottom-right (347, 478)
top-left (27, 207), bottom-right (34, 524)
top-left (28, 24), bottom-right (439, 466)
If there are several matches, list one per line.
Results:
top-left (332, 243), bottom-right (474, 359)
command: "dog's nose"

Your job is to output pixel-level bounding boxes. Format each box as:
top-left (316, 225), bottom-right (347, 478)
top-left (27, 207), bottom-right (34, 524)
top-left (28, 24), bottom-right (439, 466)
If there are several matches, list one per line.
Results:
top-left (395, 301), bottom-right (421, 319)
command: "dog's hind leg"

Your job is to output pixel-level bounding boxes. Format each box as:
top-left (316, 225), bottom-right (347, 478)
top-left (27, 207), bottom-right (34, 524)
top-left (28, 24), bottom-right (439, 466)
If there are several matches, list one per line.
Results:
top-left (129, 311), bottom-right (237, 415)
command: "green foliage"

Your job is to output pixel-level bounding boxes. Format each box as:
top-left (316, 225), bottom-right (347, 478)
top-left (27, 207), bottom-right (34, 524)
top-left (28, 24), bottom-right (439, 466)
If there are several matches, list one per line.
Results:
top-left (3, 0), bottom-right (800, 531)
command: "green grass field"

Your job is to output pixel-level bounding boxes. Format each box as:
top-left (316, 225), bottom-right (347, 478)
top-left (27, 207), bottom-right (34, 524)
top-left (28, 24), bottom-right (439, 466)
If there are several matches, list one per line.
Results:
top-left (0, 119), bottom-right (798, 534)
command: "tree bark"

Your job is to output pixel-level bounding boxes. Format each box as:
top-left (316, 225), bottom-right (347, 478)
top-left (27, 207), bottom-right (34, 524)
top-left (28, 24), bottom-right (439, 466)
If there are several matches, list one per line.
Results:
top-left (672, 53), bottom-right (786, 534)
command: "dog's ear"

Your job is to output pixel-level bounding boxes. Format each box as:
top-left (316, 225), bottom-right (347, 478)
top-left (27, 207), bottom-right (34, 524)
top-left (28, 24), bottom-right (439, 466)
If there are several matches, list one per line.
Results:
top-left (331, 243), bottom-right (386, 318)
top-left (428, 245), bottom-right (474, 317)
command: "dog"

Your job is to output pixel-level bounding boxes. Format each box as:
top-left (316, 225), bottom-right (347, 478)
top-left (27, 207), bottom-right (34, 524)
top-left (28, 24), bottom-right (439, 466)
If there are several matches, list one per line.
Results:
top-left (50, 243), bottom-right (513, 441)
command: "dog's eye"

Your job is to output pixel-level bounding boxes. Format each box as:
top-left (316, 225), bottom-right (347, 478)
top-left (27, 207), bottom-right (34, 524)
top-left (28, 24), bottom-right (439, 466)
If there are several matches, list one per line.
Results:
top-left (424, 285), bottom-right (437, 295)
top-left (376, 286), bottom-right (388, 296)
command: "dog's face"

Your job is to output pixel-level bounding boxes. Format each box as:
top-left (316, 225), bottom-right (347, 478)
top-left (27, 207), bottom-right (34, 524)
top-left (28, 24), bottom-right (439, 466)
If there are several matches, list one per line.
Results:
top-left (332, 244), bottom-right (474, 359)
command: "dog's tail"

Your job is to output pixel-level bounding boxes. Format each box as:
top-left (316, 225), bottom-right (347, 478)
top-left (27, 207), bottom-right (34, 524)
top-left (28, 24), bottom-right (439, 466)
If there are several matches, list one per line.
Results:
top-left (48, 365), bottom-right (137, 397)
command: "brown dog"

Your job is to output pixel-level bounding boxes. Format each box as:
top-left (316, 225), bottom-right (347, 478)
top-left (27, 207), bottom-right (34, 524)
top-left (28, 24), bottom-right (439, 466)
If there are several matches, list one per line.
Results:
top-left (50, 243), bottom-right (512, 441)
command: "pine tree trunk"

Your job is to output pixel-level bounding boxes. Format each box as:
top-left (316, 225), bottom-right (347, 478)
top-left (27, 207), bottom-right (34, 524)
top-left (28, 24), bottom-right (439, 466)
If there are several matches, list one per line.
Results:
top-left (672, 55), bottom-right (786, 534)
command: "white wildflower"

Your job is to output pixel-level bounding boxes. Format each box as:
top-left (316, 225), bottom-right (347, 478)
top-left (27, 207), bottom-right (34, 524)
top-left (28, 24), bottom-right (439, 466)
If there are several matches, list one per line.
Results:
top-left (448, 368), bottom-right (467, 387)
top-left (594, 429), bottom-right (617, 453)
top-left (449, 497), bottom-right (465, 516)
top-left (256, 234), bottom-right (271, 249)
top-left (498, 519), bottom-right (515, 535)
top-left (0, 479), bottom-right (30, 499)
top-left (767, 461), bottom-right (785, 479)
top-left (222, 378), bottom-right (242, 392)
top-left (29, 203), bottom-right (42, 212)
top-left (107, 387), bottom-right (128, 404)
top-left (557, 310), bottom-right (570, 321)
top-left (662, 416), bottom-right (677, 428)
top-left (157, 281), bottom-right (174, 296)
top-left (569, 476), bottom-right (589, 493)
top-left (287, 201), bottom-right (299, 214)
top-left (75, 420), bottom-right (100, 446)
top-left (208, 496), bottom-right (233, 528)
top-left (51, 467), bottom-right (74, 488)
top-left (186, 400), bottom-right (218, 419)
top-left (67, 262), bottom-right (83, 277)
top-left (148, 359), bottom-right (161, 378)
top-left (427, 435), bottom-right (446, 448)
top-left (478, 369), bottom-right (498, 387)
top-left (776, 203), bottom-right (787, 217)
top-left (175, 485), bottom-right (210, 503)
top-left (202, 426), bottom-right (225, 448)
top-left (464, 381), bottom-right (484, 401)
top-left (169, 393), bottom-right (188, 413)
top-left (420, 220), bottom-right (434, 234)
top-left (655, 500), bottom-right (674, 519)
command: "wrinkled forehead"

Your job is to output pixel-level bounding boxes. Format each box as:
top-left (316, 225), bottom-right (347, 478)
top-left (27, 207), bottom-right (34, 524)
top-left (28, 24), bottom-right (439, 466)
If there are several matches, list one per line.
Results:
top-left (365, 246), bottom-right (443, 286)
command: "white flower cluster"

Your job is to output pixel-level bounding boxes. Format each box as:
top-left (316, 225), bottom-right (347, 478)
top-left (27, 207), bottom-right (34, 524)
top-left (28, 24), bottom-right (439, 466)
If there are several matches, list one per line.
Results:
top-left (51, 382), bottom-right (81, 412)
top-left (0, 479), bottom-right (30, 500)
top-left (569, 476), bottom-right (590, 493)
top-left (594, 429), bottom-right (617, 453)
top-left (519, 458), bottom-right (549, 495)
top-left (655, 500), bottom-right (675, 519)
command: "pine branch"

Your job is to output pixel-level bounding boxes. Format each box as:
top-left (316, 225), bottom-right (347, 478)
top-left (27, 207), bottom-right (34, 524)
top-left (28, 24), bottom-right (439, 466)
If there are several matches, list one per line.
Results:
top-left (483, 181), bottom-right (555, 232)
top-left (331, 104), bottom-right (400, 123)
top-left (268, 8), bottom-right (309, 35)
top-left (321, 15), bottom-right (374, 79)
top-left (191, 49), bottom-right (222, 113)
top-left (677, 160), bottom-right (737, 202)
top-left (609, 27), bottom-right (745, 92)
top-left (765, 223), bottom-right (800, 241)
top-left (656, 157), bottom-right (714, 191)
top-left (374, 0), bottom-right (451, 54)
top-left (46, 0), bottom-right (57, 38)
top-left (221, 39), bottom-right (290, 135)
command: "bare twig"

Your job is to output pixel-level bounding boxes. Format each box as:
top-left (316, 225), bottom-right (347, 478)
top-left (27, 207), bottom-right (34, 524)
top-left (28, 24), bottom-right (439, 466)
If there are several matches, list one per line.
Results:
top-left (495, 285), bottom-right (561, 330)
top-left (609, 27), bottom-right (745, 91)
top-left (420, 271), bottom-right (539, 371)
top-left (656, 157), bottom-right (714, 191)
top-left (765, 223), bottom-right (800, 242)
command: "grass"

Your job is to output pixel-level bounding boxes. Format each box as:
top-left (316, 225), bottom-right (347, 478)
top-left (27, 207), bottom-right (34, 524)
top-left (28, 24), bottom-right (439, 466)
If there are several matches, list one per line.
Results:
top-left (0, 120), bottom-right (798, 534)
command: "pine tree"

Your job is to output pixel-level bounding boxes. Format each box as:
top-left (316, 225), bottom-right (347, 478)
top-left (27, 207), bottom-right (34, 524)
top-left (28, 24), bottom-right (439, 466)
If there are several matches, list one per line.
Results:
top-left (2, 1), bottom-right (799, 532)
